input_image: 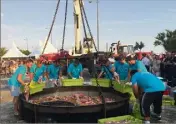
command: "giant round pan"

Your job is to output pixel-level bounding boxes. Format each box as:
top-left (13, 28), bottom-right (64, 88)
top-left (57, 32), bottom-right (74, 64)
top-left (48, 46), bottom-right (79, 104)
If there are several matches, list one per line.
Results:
top-left (19, 86), bottom-right (130, 123)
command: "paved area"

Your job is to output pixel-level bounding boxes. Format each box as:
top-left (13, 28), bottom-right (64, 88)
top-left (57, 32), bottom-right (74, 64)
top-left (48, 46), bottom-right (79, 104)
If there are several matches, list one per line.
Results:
top-left (1, 77), bottom-right (176, 123)
top-left (0, 102), bottom-right (176, 123)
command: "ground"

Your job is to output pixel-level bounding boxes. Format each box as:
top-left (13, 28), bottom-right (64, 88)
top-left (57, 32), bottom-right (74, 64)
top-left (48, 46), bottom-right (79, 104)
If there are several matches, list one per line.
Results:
top-left (1, 77), bottom-right (176, 123)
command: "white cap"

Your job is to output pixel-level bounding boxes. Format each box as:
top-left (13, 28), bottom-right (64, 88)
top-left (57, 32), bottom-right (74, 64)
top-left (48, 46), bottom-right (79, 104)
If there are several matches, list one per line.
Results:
top-left (108, 58), bottom-right (115, 63)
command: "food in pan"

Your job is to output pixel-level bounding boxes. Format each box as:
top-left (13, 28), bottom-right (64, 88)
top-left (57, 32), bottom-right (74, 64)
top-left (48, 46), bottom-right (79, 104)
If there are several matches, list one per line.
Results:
top-left (29, 93), bottom-right (115, 106)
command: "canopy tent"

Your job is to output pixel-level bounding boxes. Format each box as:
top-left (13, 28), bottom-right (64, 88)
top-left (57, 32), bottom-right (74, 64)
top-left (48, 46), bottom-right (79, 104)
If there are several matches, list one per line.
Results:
top-left (29, 45), bottom-right (41, 58)
top-left (39, 40), bottom-right (58, 54)
top-left (2, 42), bottom-right (27, 58)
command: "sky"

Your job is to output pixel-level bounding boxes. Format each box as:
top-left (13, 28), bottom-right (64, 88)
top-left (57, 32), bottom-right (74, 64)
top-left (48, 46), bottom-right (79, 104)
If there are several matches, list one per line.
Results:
top-left (1, 0), bottom-right (176, 53)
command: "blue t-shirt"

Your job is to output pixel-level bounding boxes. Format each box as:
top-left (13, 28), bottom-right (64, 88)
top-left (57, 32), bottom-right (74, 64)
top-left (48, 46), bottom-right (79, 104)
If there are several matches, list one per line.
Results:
top-left (47, 64), bottom-right (60, 79)
top-left (129, 60), bottom-right (147, 72)
top-left (8, 65), bottom-right (27, 87)
top-left (131, 72), bottom-right (166, 92)
top-left (101, 64), bottom-right (114, 79)
top-left (67, 63), bottom-right (83, 78)
top-left (115, 61), bottom-right (129, 80)
top-left (30, 64), bottom-right (46, 82)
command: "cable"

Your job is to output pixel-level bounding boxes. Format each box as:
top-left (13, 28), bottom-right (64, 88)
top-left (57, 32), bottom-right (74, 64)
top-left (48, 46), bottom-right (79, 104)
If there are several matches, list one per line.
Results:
top-left (61, 0), bottom-right (68, 50)
top-left (80, 0), bottom-right (98, 52)
top-left (42, 0), bottom-right (61, 54)
top-left (79, 0), bottom-right (90, 53)
top-left (91, 54), bottom-right (107, 118)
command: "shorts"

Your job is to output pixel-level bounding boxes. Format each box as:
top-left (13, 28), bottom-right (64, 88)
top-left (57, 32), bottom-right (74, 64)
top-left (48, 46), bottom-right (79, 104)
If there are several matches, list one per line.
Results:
top-left (9, 86), bottom-right (21, 97)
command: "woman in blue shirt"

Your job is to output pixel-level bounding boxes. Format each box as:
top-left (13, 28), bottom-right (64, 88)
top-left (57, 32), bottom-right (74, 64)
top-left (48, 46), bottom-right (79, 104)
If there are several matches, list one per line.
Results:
top-left (8, 59), bottom-right (33, 116)
top-left (67, 59), bottom-right (83, 79)
top-left (98, 59), bottom-right (119, 82)
top-left (115, 55), bottom-right (129, 81)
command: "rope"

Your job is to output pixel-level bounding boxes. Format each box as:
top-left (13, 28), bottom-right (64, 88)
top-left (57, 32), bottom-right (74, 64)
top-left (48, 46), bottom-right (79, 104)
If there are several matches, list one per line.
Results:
top-left (80, 0), bottom-right (98, 52)
top-left (79, 0), bottom-right (90, 53)
top-left (42, 0), bottom-right (61, 54)
top-left (61, 0), bottom-right (69, 50)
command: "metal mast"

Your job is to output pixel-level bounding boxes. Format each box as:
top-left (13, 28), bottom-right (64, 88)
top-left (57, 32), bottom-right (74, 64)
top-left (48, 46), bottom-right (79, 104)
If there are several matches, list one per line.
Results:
top-left (73, 0), bottom-right (82, 54)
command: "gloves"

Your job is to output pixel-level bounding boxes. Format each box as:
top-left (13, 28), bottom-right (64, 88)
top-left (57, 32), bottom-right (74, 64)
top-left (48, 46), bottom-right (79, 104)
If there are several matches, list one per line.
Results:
top-left (113, 72), bottom-right (119, 77)
top-left (60, 77), bottom-right (64, 80)
top-left (79, 76), bottom-right (83, 79)
top-left (72, 77), bottom-right (76, 79)
top-left (126, 82), bottom-right (132, 86)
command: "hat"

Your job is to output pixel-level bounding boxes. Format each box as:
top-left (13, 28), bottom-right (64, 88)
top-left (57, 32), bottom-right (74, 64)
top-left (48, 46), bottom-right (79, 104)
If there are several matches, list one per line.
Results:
top-left (108, 58), bottom-right (115, 63)
top-left (126, 54), bottom-right (136, 61)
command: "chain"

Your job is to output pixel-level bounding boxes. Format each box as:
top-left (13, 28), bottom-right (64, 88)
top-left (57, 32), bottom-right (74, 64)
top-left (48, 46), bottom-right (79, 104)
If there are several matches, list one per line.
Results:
top-left (42, 0), bottom-right (61, 54)
top-left (80, 0), bottom-right (98, 52)
top-left (61, 0), bottom-right (69, 50)
top-left (79, 0), bottom-right (90, 52)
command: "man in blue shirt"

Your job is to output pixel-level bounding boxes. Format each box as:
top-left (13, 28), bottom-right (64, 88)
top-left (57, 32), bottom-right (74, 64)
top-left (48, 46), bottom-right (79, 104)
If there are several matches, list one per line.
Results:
top-left (30, 59), bottom-right (47, 83)
top-left (126, 54), bottom-right (147, 81)
top-left (8, 59), bottom-right (33, 116)
top-left (115, 55), bottom-right (129, 80)
top-left (67, 58), bottom-right (83, 79)
top-left (130, 70), bottom-right (166, 124)
top-left (47, 60), bottom-right (62, 87)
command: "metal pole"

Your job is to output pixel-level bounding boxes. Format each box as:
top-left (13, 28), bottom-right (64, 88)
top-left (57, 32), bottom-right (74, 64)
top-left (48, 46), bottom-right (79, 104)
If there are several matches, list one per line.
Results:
top-left (96, 0), bottom-right (99, 51)
top-left (27, 39), bottom-right (28, 51)
top-left (46, 28), bottom-right (52, 44)
top-left (24, 38), bottom-right (28, 50)
top-left (0, 37), bottom-right (1, 48)
top-left (51, 31), bottom-right (53, 44)
top-left (106, 42), bottom-right (108, 52)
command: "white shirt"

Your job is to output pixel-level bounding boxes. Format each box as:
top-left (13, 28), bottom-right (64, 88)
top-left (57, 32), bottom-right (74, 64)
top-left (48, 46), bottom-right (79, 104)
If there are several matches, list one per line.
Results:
top-left (142, 57), bottom-right (150, 66)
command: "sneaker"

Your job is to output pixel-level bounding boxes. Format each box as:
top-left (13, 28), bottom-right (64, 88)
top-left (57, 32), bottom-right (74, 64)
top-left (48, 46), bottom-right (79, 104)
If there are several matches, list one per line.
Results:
top-left (151, 112), bottom-right (161, 120)
top-left (144, 121), bottom-right (150, 124)
top-left (14, 111), bottom-right (19, 116)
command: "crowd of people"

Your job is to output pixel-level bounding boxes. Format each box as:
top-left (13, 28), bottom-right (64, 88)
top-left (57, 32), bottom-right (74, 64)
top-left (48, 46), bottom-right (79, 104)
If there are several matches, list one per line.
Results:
top-left (0, 60), bottom-right (24, 76)
top-left (1, 52), bottom-right (176, 124)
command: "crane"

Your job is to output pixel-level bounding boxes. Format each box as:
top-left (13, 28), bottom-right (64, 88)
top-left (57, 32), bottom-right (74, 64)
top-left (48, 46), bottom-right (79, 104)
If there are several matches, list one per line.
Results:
top-left (42, 0), bottom-right (98, 57)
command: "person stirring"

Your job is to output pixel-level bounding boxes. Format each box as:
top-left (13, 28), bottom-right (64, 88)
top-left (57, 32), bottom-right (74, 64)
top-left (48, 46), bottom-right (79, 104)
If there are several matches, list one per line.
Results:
top-left (8, 59), bottom-right (33, 116)
top-left (130, 70), bottom-right (166, 124)
top-left (67, 58), bottom-right (83, 79)
top-left (47, 60), bottom-right (62, 87)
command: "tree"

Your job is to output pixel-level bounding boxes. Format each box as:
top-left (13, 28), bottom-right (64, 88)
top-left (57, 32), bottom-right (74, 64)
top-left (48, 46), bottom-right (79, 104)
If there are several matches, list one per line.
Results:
top-left (0, 47), bottom-right (8, 57)
top-left (19, 49), bottom-right (31, 56)
top-left (154, 29), bottom-right (176, 52)
top-left (134, 41), bottom-right (145, 51)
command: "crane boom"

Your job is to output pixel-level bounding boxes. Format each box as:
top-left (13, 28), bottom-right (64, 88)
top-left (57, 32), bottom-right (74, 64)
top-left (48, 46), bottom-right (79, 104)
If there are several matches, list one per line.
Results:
top-left (74, 0), bottom-right (82, 54)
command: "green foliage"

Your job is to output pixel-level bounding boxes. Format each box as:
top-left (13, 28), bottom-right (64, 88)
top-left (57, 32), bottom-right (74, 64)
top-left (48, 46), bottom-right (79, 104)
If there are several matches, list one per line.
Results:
top-left (19, 49), bottom-right (31, 56)
top-left (134, 41), bottom-right (145, 51)
top-left (0, 47), bottom-right (8, 57)
top-left (154, 29), bottom-right (176, 52)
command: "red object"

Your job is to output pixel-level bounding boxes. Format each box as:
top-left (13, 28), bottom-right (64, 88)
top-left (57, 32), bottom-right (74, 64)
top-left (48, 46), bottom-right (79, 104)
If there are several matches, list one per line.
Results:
top-left (135, 52), bottom-right (152, 60)
top-left (163, 90), bottom-right (170, 95)
top-left (40, 51), bottom-right (73, 61)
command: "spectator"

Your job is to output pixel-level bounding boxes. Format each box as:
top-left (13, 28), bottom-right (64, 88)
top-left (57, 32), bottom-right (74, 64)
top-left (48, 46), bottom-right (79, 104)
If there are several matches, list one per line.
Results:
top-left (152, 55), bottom-right (161, 76)
top-left (142, 53), bottom-right (150, 72)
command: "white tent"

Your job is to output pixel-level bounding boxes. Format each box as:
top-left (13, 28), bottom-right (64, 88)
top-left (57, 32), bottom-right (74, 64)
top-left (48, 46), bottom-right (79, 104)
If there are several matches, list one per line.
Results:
top-left (29, 46), bottom-right (41, 58)
top-left (2, 42), bottom-right (27, 58)
top-left (40, 40), bottom-right (57, 54)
